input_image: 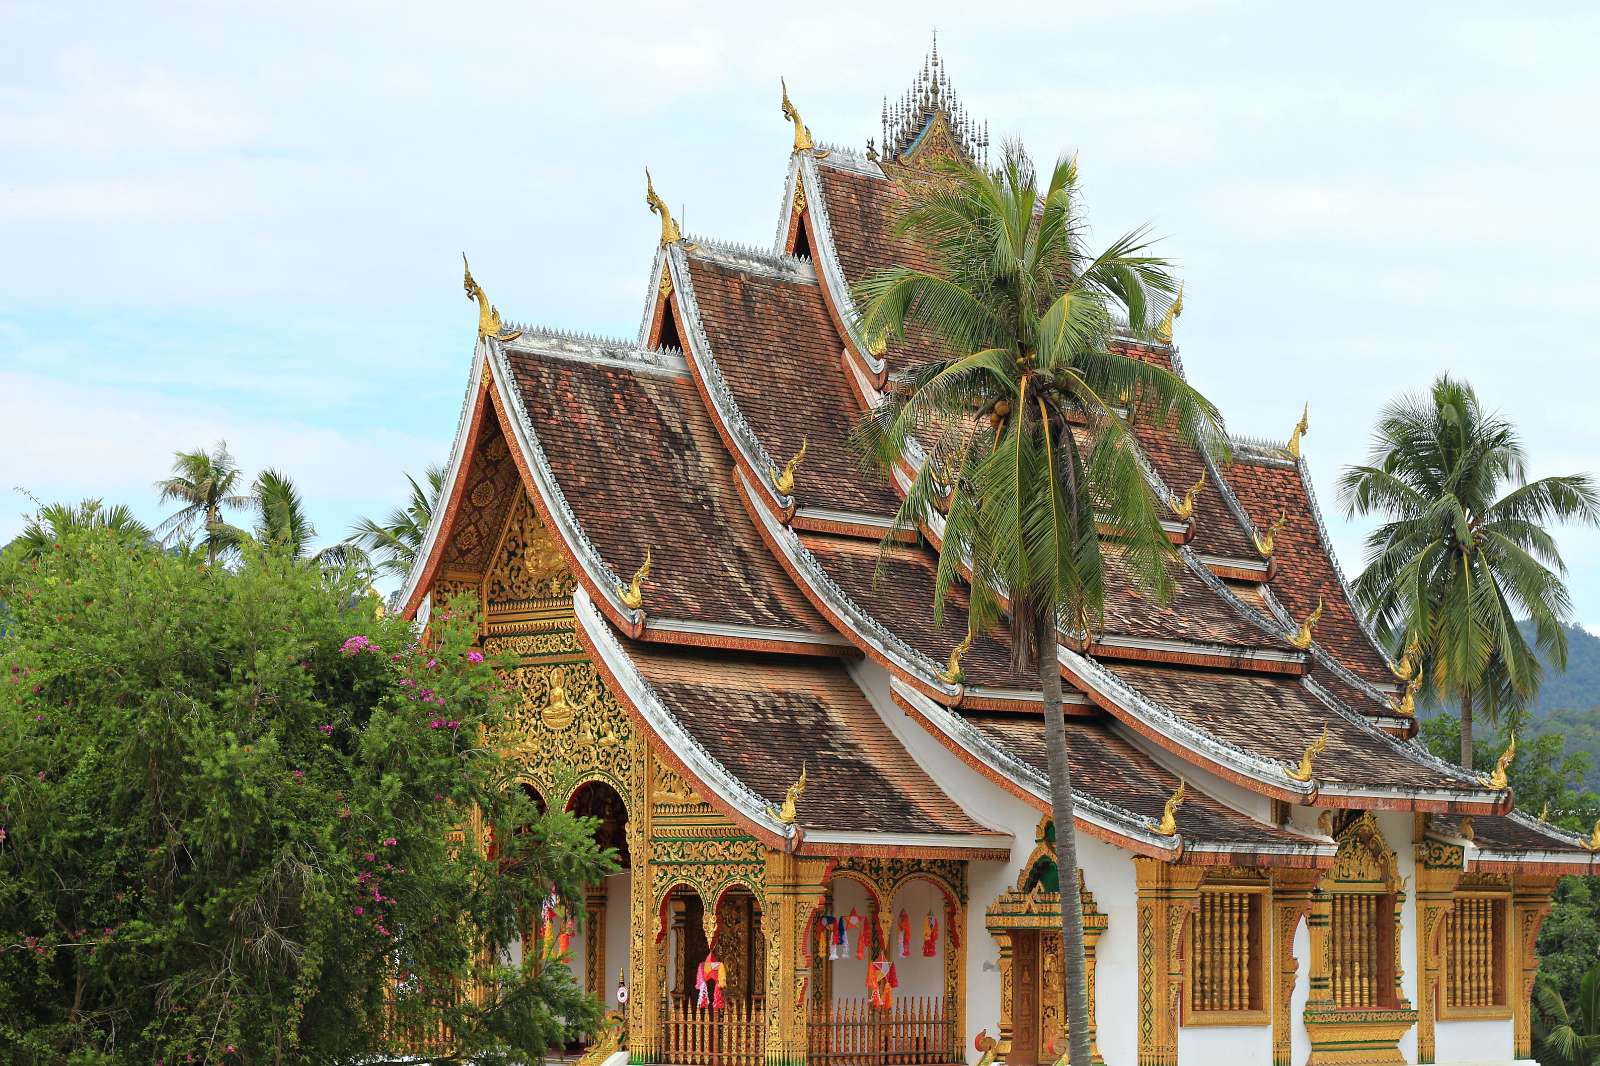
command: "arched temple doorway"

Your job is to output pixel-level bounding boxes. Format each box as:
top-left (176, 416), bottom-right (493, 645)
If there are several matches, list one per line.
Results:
top-left (657, 883), bottom-right (766, 1065)
top-left (567, 780), bottom-right (632, 1014)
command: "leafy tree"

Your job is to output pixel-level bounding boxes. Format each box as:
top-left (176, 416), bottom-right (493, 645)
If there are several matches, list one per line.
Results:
top-left (348, 465), bottom-right (447, 581)
top-left (251, 468), bottom-right (368, 570)
top-left (1535, 960), bottom-right (1600, 1066)
top-left (1419, 713), bottom-right (1599, 830)
top-left (1340, 376), bottom-right (1600, 765)
top-left (0, 527), bottom-right (613, 1064)
top-left (153, 442), bottom-right (256, 565)
top-left (852, 145), bottom-right (1222, 1066)
top-left (4, 498), bottom-right (151, 561)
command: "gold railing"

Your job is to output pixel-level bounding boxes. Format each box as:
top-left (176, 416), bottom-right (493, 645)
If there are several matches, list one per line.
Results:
top-left (657, 996), bottom-right (765, 1066)
top-left (808, 996), bottom-right (960, 1066)
top-left (1446, 896), bottom-right (1506, 1008)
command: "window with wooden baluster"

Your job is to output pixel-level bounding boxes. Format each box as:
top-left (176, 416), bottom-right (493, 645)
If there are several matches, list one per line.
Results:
top-left (1182, 884), bottom-right (1269, 1026)
top-left (1440, 891), bottom-right (1511, 1018)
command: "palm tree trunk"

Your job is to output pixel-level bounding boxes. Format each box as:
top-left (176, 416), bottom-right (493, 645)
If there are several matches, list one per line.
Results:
top-left (1459, 688), bottom-right (1474, 769)
top-left (1037, 610), bottom-right (1092, 1066)
top-left (205, 502), bottom-right (219, 567)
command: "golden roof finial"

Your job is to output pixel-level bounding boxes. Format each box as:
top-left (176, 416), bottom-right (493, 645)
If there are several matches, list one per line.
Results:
top-left (1584, 819), bottom-right (1600, 852)
top-left (1168, 475), bottom-right (1206, 521)
top-left (618, 549), bottom-right (652, 611)
top-left (1539, 801), bottom-right (1550, 822)
top-left (1459, 815), bottom-right (1476, 843)
top-left (1285, 724), bottom-right (1328, 782)
top-left (1153, 282), bottom-right (1184, 345)
top-left (1389, 670), bottom-right (1421, 717)
top-left (1288, 598), bottom-right (1324, 650)
top-left (462, 254), bottom-right (521, 342)
top-left (938, 626), bottom-right (975, 685)
top-left (1253, 511), bottom-right (1287, 557)
top-left (767, 763), bottom-right (807, 825)
top-left (645, 168), bottom-right (682, 247)
top-left (1390, 633), bottom-right (1420, 682)
top-left (1151, 778), bottom-right (1186, 836)
top-left (1481, 733), bottom-right (1516, 790)
top-left (781, 77), bottom-right (814, 153)
top-left (1287, 403), bottom-right (1310, 459)
top-left (770, 439), bottom-right (808, 496)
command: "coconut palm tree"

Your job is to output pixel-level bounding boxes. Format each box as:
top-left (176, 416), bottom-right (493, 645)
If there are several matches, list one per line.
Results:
top-left (1535, 963), bottom-right (1600, 1066)
top-left (251, 468), bottom-right (366, 569)
top-left (6, 498), bottom-right (152, 561)
top-left (346, 464), bottom-right (446, 581)
top-left (154, 442), bottom-right (255, 565)
top-left (1339, 376), bottom-right (1599, 766)
top-left (853, 145), bottom-right (1224, 1066)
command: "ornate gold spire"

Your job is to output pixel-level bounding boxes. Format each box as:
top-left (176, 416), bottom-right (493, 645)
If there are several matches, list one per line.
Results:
top-left (1151, 778), bottom-right (1185, 836)
top-left (462, 255), bottom-right (521, 342)
top-left (1287, 403), bottom-right (1309, 459)
top-left (780, 77), bottom-right (814, 152)
top-left (1285, 724), bottom-right (1328, 782)
top-left (1481, 733), bottom-right (1516, 790)
top-left (1389, 670), bottom-right (1421, 717)
top-left (769, 439), bottom-right (808, 496)
top-left (767, 763), bottom-right (807, 825)
top-left (618, 549), bottom-right (652, 611)
top-left (1390, 633), bottom-right (1420, 682)
top-left (938, 626), bottom-right (975, 685)
top-left (1168, 474), bottom-right (1205, 521)
top-left (1253, 511), bottom-right (1287, 557)
top-left (1288, 598), bottom-right (1324, 650)
top-left (1153, 283), bottom-right (1184, 345)
top-left (1539, 801), bottom-right (1550, 822)
top-left (645, 168), bottom-right (682, 247)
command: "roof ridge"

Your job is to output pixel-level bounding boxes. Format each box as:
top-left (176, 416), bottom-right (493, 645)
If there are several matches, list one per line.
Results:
top-left (1231, 434), bottom-right (1296, 463)
top-left (500, 325), bottom-right (686, 374)
top-left (682, 235), bottom-right (818, 282)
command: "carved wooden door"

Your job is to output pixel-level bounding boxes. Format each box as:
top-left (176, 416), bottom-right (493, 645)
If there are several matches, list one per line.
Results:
top-left (1012, 931), bottom-right (1040, 1066)
top-left (1040, 932), bottom-right (1064, 1057)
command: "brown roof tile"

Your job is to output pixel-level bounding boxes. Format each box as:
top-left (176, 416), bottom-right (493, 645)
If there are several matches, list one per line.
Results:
top-left (1105, 663), bottom-right (1478, 794)
top-left (1134, 420), bottom-right (1263, 562)
top-left (626, 641), bottom-right (992, 837)
top-left (1226, 457), bottom-right (1395, 685)
top-left (966, 714), bottom-right (1313, 849)
top-left (505, 349), bottom-right (829, 635)
top-left (1432, 813), bottom-right (1590, 853)
top-left (684, 253), bottom-right (901, 518)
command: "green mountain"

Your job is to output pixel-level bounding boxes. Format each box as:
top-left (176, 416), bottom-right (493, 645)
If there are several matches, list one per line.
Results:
top-left (1521, 620), bottom-right (1600, 719)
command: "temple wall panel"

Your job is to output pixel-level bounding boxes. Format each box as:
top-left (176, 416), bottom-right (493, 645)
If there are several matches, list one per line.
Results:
top-left (1432, 1018), bottom-right (1512, 1065)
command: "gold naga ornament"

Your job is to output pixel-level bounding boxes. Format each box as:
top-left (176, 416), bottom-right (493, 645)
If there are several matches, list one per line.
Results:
top-left (1539, 801), bottom-right (1550, 822)
top-left (1153, 282), bottom-right (1184, 344)
top-left (462, 255), bottom-right (522, 342)
top-left (1285, 724), bottom-right (1329, 782)
top-left (1480, 733), bottom-right (1517, 790)
top-left (1168, 475), bottom-right (1206, 521)
top-left (645, 168), bottom-right (683, 247)
top-left (938, 627), bottom-right (975, 685)
top-left (1151, 778), bottom-right (1186, 837)
top-left (780, 77), bottom-right (815, 152)
top-left (1286, 403), bottom-right (1310, 459)
top-left (618, 550), bottom-right (653, 610)
top-left (1388, 670), bottom-right (1422, 717)
top-left (1458, 815), bottom-right (1476, 843)
top-left (770, 439), bottom-right (808, 496)
top-left (1584, 819), bottom-right (1600, 852)
top-left (1288, 598), bottom-right (1324, 650)
top-left (1253, 511), bottom-right (1287, 557)
top-left (1390, 633), bottom-right (1420, 682)
top-left (767, 763), bottom-right (807, 825)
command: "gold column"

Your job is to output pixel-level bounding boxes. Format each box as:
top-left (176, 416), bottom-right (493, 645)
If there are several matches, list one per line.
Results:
top-left (627, 745), bottom-right (656, 1062)
top-left (993, 930), bottom-right (1016, 1058)
top-left (1512, 876), bottom-right (1558, 1060)
top-left (762, 850), bottom-right (831, 1066)
top-left (1271, 869), bottom-right (1321, 1066)
top-left (1133, 858), bottom-right (1205, 1066)
top-left (1414, 841), bottom-right (1463, 1064)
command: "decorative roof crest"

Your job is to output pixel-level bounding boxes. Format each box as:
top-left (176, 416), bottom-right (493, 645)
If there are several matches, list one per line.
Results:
top-left (766, 763), bottom-right (807, 825)
top-left (1388, 670), bottom-right (1421, 717)
top-left (1287, 403), bottom-right (1309, 459)
top-left (1284, 724), bottom-right (1328, 782)
top-left (1480, 733), bottom-right (1516, 790)
top-left (645, 168), bottom-right (683, 247)
top-left (1253, 511), bottom-right (1287, 557)
top-left (780, 78), bottom-right (815, 153)
top-left (880, 31), bottom-right (989, 168)
top-left (1288, 597), bottom-right (1323, 650)
top-left (1390, 633), bottom-right (1420, 682)
top-left (770, 438), bottom-right (808, 496)
top-left (1168, 474), bottom-right (1205, 521)
top-left (937, 625), bottom-right (974, 685)
top-left (1154, 283), bottom-right (1184, 345)
top-left (1150, 778), bottom-right (1185, 837)
top-left (618, 549), bottom-right (653, 610)
top-left (462, 255), bottom-right (522, 342)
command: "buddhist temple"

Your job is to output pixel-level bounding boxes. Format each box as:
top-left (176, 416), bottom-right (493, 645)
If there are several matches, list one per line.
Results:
top-left (400, 41), bottom-right (1600, 1066)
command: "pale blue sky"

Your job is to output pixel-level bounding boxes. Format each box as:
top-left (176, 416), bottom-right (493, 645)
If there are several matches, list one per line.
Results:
top-left (4, 2), bottom-right (1600, 621)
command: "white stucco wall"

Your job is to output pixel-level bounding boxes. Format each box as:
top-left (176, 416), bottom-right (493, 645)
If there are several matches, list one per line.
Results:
top-left (604, 869), bottom-right (631, 1008)
top-left (1435, 1017), bottom-right (1515, 1065)
top-left (1292, 910), bottom-right (1311, 1065)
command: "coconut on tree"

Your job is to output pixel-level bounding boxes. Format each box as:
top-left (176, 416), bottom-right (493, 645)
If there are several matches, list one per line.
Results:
top-left (852, 144), bottom-right (1225, 1066)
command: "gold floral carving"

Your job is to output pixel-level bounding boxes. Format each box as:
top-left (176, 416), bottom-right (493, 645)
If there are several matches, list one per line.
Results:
top-left (486, 492), bottom-right (577, 605)
top-left (1133, 858), bottom-right (1207, 1066)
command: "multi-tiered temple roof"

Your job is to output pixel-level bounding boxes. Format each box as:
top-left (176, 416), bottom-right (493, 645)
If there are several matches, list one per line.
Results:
top-left (402, 47), bottom-right (1598, 874)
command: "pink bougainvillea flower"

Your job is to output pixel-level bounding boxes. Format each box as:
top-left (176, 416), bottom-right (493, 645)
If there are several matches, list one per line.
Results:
top-left (467, 650), bottom-right (484, 664)
top-left (353, 905), bottom-right (364, 916)
top-left (383, 837), bottom-right (397, 847)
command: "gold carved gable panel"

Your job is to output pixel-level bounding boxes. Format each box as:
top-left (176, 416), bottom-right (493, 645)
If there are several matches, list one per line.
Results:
top-left (443, 420), bottom-right (522, 572)
top-left (485, 490), bottom-right (576, 608)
